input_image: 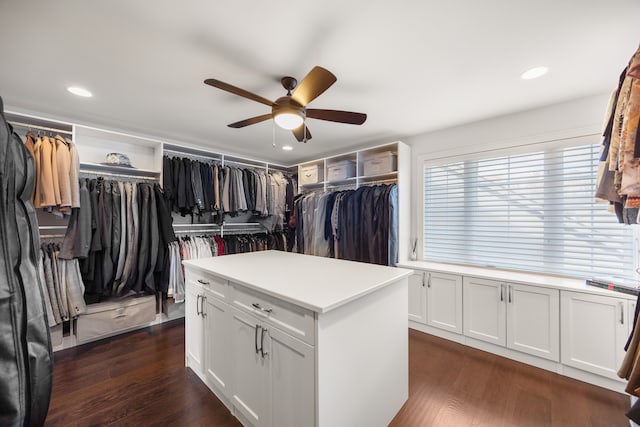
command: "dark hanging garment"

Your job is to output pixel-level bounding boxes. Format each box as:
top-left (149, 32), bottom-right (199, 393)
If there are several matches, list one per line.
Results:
top-left (153, 183), bottom-right (176, 293)
top-left (162, 156), bottom-right (174, 207)
top-left (0, 97), bottom-right (53, 426)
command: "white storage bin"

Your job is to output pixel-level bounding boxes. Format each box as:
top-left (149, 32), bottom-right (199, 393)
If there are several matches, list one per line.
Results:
top-left (75, 295), bottom-right (156, 344)
top-left (363, 151), bottom-right (397, 176)
top-left (299, 164), bottom-right (322, 186)
top-left (327, 160), bottom-right (355, 181)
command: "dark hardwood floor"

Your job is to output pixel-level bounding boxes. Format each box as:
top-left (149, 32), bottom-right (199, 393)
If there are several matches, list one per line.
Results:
top-left (45, 320), bottom-right (630, 426)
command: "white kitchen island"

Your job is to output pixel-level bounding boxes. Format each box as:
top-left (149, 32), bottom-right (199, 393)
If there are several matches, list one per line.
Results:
top-left (183, 250), bottom-right (412, 427)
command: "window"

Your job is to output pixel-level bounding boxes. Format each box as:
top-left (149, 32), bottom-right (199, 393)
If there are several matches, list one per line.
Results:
top-left (422, 142), bottom-right (636, 280)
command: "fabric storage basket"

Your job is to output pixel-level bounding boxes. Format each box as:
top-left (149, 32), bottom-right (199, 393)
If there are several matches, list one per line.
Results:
top-left (75, 295), bottom-right (156, 344)
top-left (299, 164), bottom-right (322, 185)
top-left (327, 160), bottom-right (355, 181)
top-left (363, 151), bottom-right (397, 176)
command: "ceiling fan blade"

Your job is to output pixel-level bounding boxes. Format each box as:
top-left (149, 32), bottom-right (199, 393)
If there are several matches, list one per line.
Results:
top-left (204, 78), bottom-right (274, 107)
top-left (292, 124), bottom-right (312, 142)
top-left (228, 114), bottom-right (273, 128)
top-left (306, 109), bottom-right (367, 125)
top-left (291, 66), bottom-right (337, 106)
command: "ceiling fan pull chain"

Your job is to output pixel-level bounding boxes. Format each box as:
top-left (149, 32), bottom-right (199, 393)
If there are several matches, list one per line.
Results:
top-left (272, 120), bottom-right (276, 148)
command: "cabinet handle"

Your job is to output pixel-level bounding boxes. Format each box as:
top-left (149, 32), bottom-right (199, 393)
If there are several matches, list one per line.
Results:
top-left (621, 302), bottom-right (625, 325)
top-left (260, 327), bottom-right (268, 358)
top-left (252, 302), bottom-right (273, 314)
top-left (201, 296), bottom-right (207, 317)
top-left (197, 279), bottom-right (210, 285)
top-left (500, 284), bottom-right (504, 302)
top-left (508, 285), bottom-right (512, 304)
top-left (421, 272), bottom-right (425, 287)
top-left (427, 273), bottom-right (431, 288)
top-left (196, 295), bottom-right (201, 316)
top-left (255, 324), bottom-right (261, 354)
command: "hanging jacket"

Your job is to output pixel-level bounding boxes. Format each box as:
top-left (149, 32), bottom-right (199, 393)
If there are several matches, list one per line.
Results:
top-left (0, 96), bottom-right (53, 426)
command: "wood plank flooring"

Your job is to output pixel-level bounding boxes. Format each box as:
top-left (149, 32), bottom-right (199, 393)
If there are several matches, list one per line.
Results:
top-left (45, 320), bottom-right (630, 426)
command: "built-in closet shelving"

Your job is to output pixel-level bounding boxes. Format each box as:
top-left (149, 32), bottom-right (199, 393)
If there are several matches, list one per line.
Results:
top-left (297, 141), bottom-right (411, 262)
top-left (298, 142), bottom-right (406, 192)
top-left (6, 110), bottom-right (411, 350)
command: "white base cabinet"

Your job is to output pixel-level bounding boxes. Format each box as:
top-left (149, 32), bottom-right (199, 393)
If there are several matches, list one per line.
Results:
top-left (463, 277), bottom-right (506, 346)
top-left (463, 277), bottom-right (559, 361)
top-left (507, 283), bottom-right (559, 361)
top-left (185, 283), bottom-right (205, 377)
top-left (205, 295), bottom-right (232, 399)
top-left (427, 272), bottom-right (463, 334)
top-left (561, 291), bottom-right (629, 380)
top-left (229, 306), bottom-right (315, 427)
top-left (185, 272), bottom-right (233, 401)
top-left (408, 272), bottom-right (426, 323)
top-left (407, 271), bottom-right (462, 335)
top-left (403, 263), bottom-right (637, 392)
top-left (184, 252), bottom-right (410, 427)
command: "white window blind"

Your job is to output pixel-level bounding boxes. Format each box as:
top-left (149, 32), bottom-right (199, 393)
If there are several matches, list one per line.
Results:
top-left (423, 142), bottom-right (636, 280)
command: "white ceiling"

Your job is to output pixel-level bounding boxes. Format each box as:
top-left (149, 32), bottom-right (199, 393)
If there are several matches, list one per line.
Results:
top-left (1, 1), bottom-right (639, 164)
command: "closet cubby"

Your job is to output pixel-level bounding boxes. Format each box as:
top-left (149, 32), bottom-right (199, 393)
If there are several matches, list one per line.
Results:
top-left (298, 159), bottom-right (325, 187)
top-left (74, 125), bottom-right (163, 173)
top-left (325, 153), bottom-right (357, 185)
top-left (298, 141), bottom-right (404, 191)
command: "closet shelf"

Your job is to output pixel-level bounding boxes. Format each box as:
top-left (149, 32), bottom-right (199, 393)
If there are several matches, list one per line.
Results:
top-left (326, 177), bottom-right (357, 186)
top-left (300, 181), bottom-right (326, 188)
top-left (359, 171), bottom-right (398, 182)
top-left (79, 162), bottom-right (161, 177)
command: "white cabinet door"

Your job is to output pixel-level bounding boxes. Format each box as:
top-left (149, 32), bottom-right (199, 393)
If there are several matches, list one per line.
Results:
top-left (185, 283), bottom-right (204, 376)
top-left (268, 326), bottom-right (315, 427)
top-left (506, 283), bottom-right (559, 361)
top-left (427, 272), bottom-right (463, 334)
top-left (463, 277), bottom-right (506, 346)
top-left (230, 307), bottom-right (271, 427)
top-left (561, 291), bottom-right (628, 380)
top-left (408, 272), bottom-right (426, 324)
top-left (204, 295), bottom-right (232, 399)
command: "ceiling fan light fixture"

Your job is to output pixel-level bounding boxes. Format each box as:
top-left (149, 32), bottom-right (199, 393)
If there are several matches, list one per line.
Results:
top-left (274, 111), bottom-right (304, 130)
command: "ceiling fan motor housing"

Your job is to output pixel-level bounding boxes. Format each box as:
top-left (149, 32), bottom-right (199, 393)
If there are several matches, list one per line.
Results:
top-left (273, 96), bottom-right (306, 121)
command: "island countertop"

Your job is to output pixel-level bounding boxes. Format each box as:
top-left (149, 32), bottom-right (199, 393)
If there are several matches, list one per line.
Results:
top-left (183, 251), bottom-right (413, 313)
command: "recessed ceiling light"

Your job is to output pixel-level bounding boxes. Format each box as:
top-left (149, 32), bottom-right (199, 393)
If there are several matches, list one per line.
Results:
top-left (282, 145), bottom-right (293, 151)
top-left (521, 66), bottom-right (549, 80)
top-left (67, 86), bottom-right (93, 97)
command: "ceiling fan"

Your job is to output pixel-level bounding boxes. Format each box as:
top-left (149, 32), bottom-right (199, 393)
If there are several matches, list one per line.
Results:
top-left (204, 66), bottom-right (366, 143)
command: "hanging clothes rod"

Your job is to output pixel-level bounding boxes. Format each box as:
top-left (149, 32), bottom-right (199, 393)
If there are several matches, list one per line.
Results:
top-left (222, 222), bottom-right (264, 227)
top-left (163, 149), bottom-right (221, 162)
top-left (79, 170), bottom-right (159, 181)
top-left (9, 121), bottom-right (73, 136)
top-left (175, 229), bottom-right (220, 234)
top-left (39, 225), bottom-right (69, 230)
top-left (362, 178), bottom-right (397, 185)
top-left (173, 223), bottom-right (221, 228)
top-left (223, 159), bottom-right (267, 169)
top-left (40, 234), bottom-right (66, 239)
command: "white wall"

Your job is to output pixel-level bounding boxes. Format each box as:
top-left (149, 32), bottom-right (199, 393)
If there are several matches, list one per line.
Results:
top-left (404, 92), bottom-right (611, 258)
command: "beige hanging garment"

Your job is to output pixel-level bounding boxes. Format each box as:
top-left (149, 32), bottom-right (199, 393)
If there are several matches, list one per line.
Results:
top-left (55, 135), bottom-right (72, 211)
top-left (50, 135), bottom-right (61, 206)
top-left (620, 80), bottom-right (640, 196)
top-left (66, 138), bottom-right (80, 208)
top-left (32, 136), bottom-right (42, 207)
top-left (37, 136), bottom-right (57, 207)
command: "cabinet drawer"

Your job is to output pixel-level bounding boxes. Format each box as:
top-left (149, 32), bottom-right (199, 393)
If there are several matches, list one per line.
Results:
top-left (231, 283), bottom-right (315, 345)
top-left (186, 269), bottom-right (228, 301)
top-left (76, 295), bottom-right (156, 344)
